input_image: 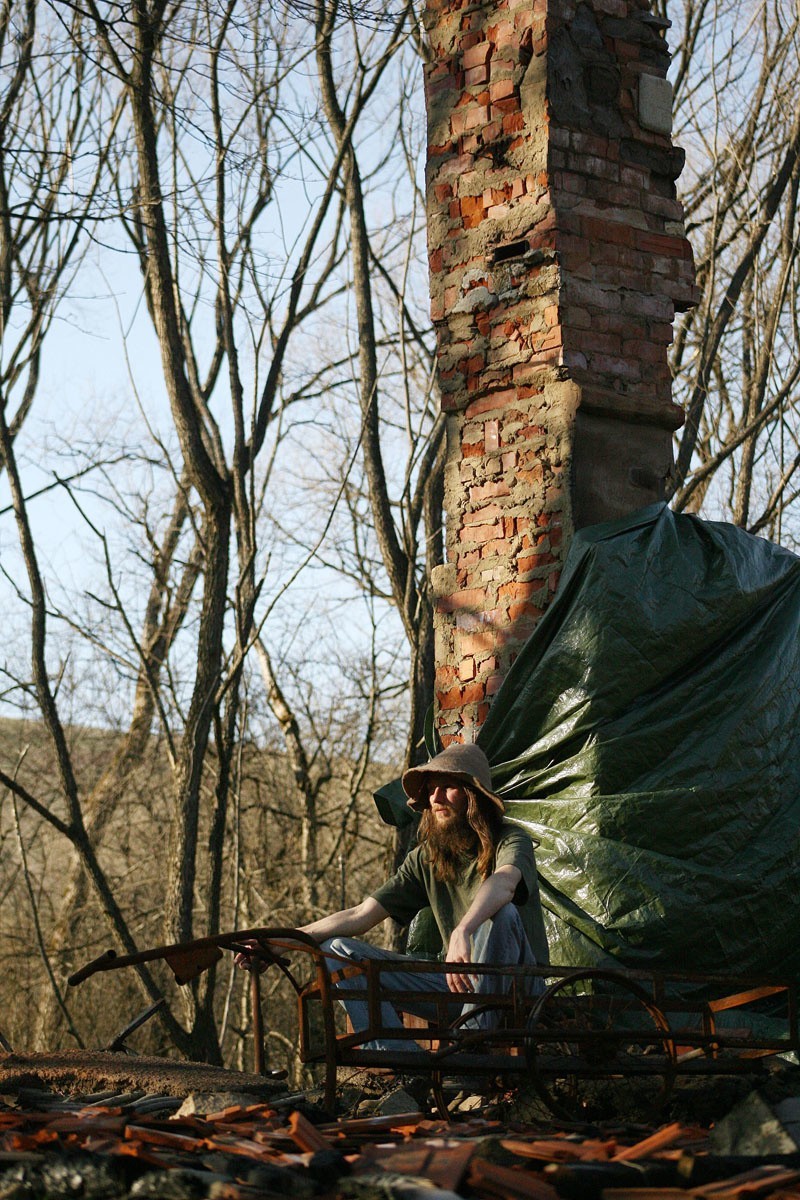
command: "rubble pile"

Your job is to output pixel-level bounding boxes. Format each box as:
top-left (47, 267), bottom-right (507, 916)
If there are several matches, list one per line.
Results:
top-left (4, 1083), bottom-right (800, 1200)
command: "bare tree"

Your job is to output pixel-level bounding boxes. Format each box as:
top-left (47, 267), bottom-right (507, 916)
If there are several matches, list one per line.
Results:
top-left (315, 0), bottom-right (445, 773)
top-left (0, 0), bottom-right (121, 459)
top-left (1, 0), bottom-right (432, 1063)
top-left (665, 0), bottom-right (800, 540)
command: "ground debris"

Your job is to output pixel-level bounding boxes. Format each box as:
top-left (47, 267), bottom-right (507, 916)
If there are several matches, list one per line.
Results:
top-left (4, 1077), bottom-right (800, 1200)
top-left (0, 1053), bottom-right (285, 1103)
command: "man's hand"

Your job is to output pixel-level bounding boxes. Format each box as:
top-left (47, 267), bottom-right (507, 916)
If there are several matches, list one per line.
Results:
top-left (445, 926), bottom-right (475, 993)
top-left (233, 939), bottom-right (269, 973)
top-left (234, 898), bottom-right (389, 972)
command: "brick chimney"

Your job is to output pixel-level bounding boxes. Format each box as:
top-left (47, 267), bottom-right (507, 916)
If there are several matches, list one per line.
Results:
top-left (425, 0), bottom-right (698, 743)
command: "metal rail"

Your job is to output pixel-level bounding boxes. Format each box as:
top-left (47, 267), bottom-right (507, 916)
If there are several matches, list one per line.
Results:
top-left (69, 928), bottom-right (800, 1118)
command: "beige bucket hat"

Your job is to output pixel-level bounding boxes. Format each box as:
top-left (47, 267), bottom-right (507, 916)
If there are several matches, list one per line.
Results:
top-left (401, 743), bottom-right (505, 814)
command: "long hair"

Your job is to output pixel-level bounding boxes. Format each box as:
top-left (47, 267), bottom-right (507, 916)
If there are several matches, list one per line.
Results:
top-left (419, 785), bottom-right (503, 883)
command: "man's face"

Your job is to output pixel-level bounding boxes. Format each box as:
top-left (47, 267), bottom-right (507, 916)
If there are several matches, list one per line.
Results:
top-left (425, 774), bottom-right (469, 824)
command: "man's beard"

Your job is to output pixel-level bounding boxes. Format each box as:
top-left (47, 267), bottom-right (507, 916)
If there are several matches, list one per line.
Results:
top-left (422, 810), bottom-right (480, 880)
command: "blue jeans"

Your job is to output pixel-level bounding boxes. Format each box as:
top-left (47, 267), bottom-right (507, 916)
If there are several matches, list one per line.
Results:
top-left (321, 904), bottom-right (543, 1052)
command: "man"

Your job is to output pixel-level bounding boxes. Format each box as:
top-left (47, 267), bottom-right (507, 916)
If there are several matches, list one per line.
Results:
top-left (291, 743), bottom-right (548, 1049)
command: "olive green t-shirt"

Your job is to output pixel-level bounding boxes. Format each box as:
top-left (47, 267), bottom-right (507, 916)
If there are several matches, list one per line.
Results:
top-left (372, 820), bottom-right (549, 965)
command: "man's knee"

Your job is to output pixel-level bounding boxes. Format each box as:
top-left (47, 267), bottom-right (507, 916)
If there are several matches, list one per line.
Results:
top-left (488, 903), bottom-right (521, 934)
top-left (472, 903), bottom-right (528, 965)
top-left (320, 937), bottom-right (369, 987)
top-left (321, 936), bottom-right (363, 961)
top-left (480, 902), bottom-right (524, 946)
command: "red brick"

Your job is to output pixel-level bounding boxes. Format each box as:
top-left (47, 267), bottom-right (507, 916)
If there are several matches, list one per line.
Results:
top-left (582, 215), bottom-right (635, 246)
top-left (481, 538), bottom-right (513, 558)
top-left (486, 673), bottom-right (504, 696)
top-left (508, 601), bottom-right (545, 622)
top-left (638, 231), bottom-right (692, 257)
top-left (489, 19), bottom-right (516, 45)
top-left (591, 353), bottom-right (641, 380)
top-left (492, 96), bottom-right (521, 116)
top-left (574, 154), bottom-right (619, 182)
top-left (489, 79), bottom-right (515, 102)
top-left (518, 553), bottom-right (554, 571)
top-left (499, 580), bottom-right (547, 601)
top-left (462, 391), bottom-right (506, 420)
top-left (463, 502), bottom-right (503, 525)
top-left (620, 166), bottom-right (648, 188)
top-left (621, 291), bottom-right (673, 319)
top-left (475, 311), bottom-right (491, 336)
top-left (571, 130), bottom-right (613, 158)
top-left (450, 111), bottom-right (468, 138)
top-left (462, 41), bottom-right (491, 68)
top-left (575, 331), bottom-right (622, 355)
top-left (427, 73), bottom-right (458, 100)
top-left (459, 657), bottom-right (476, 681)
top-left (622, 338), bottom-right (668, 363)
top-left (458, 522), bottom-right (504, 543)
top-left (436, 586), bottom-right (488, 614)
top-left (465, 65), bottom-right (488, 86)
top-left (556, 171), bottom-right (586, 195)
top-left (641, 194), bottom-right (683, 219)
top-left (485, 419), bottom-right (500, 451)
top-left (426, 61), bottom-right (450, 83)
top-left (460, 631), bottom-right (496, 655)
top-left (461, 680), bottom-right (486, 704)
top-left (537, 326), bottom-right (562, 350)
top-left (502, 112), bottom-right (525, 134)
top-left (470, 480), bottom-right (511, 502)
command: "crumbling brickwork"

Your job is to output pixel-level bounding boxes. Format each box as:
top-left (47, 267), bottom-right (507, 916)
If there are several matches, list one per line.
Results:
top-left (425, 0), bottom-right (698, 743)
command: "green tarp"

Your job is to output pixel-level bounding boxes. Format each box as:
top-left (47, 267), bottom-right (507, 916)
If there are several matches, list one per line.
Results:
top-left (378, 503), bottom-right (800, 977)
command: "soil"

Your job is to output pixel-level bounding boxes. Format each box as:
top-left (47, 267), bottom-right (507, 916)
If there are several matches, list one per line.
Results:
top-left (0, 1049), bottom-right (288, 1099)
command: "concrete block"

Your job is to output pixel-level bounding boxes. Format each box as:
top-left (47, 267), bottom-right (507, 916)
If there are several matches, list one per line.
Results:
top-left (637, 73), bottom-right (674, 135)
top-left (710, 1090), bottom-right (800, 1156)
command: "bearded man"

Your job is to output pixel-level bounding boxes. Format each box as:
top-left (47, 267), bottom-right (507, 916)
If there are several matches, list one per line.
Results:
top-left (296, 743), bottom-right (548, 1050)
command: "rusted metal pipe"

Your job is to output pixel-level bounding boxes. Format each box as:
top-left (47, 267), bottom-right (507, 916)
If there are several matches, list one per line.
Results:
top-left (251, 967), bottom-right (265, 1076)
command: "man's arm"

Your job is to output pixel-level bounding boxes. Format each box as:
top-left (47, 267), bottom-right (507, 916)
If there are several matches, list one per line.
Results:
top-left (233, 897), bottom-right (389, 971)
top-left (298, 897), bottom-right (389, 942)
top-left (446, 864), bottom-right (521, 993)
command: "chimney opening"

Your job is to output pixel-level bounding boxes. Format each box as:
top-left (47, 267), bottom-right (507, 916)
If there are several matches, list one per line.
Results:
top-left (491, 239), bottom-right (529, 264)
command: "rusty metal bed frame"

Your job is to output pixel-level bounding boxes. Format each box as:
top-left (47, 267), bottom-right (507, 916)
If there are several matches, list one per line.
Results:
top-left (69, 927), bottom-right (800, 1118)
